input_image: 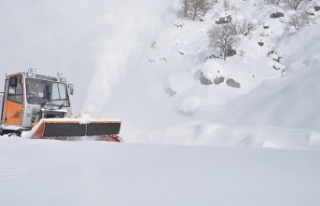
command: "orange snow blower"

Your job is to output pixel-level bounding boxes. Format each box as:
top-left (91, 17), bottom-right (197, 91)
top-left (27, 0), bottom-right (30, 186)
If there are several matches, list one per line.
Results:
top-left (0, 69), bottom-right (122, 142)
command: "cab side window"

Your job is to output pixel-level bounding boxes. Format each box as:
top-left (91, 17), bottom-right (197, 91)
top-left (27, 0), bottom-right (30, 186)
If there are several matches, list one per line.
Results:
top-left (7, 76), bottom-right (23, 103)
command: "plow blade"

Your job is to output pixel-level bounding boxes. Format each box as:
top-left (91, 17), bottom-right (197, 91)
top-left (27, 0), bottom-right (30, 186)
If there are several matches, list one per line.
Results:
top-left (28, 119), bottom-right (122, 142)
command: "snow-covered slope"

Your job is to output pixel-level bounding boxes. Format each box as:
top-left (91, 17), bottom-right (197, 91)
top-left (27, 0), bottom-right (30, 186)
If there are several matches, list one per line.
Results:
top-left (98, 0), bottom-right (320, 149)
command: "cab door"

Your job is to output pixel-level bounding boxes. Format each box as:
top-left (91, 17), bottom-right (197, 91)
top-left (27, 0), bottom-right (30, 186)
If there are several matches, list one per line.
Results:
top-left (4, 75), bottom-right (24, 126)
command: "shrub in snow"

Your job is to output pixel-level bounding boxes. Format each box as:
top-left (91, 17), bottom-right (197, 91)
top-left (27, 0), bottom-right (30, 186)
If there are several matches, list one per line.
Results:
top-left (270, 12), bottom-right (285, 18)
top-left (215, 18), bottom-right (255, 35)
top-left (236, 20), bottom-right (256, 36)
top-left (287, 0), bottom-right (311, 10)
top-left (226, 78), bottom-right (241, 88)
top-left (267, 0), bottom-right (311, 10)
top-left (180, 0), bottom-right (212, 21)
top-left (315, 6), bottom-right (320, 11)
top-left (289, 10), bottom-right (313, 29)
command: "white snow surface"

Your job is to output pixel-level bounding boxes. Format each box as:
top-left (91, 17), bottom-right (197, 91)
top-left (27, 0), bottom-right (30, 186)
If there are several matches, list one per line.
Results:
top-left (1, 0), bottom-right (320, 205)
top-left (0, 137), bottom-right (320, 206)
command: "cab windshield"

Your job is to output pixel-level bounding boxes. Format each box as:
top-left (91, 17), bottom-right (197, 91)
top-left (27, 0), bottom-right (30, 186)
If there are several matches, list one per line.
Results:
top-left (26, 78), bottom-right (70, 107)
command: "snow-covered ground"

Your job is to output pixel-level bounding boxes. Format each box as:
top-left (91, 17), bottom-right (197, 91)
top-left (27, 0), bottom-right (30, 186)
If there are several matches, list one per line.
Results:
top-left (1, 137), bottom-right (320, 206)
top-left (1, 0), bottom-right (320, 205)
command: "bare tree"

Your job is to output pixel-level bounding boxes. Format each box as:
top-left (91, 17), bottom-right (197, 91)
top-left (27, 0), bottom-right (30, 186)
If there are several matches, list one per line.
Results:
top-left (181, 0), bottom-right (190, 18)
top-left (223, 0), bottom-right (231, 11)
top-left (208, 23), bottom-right (240, 61)
top-left (286, 0), bottom-right (311, 10)
top-left (289, 10), bottom-right (313, 29)
top-left (192, 0), bottom-right (212, 20)
top-left (236, 20), bottom-right (256, 36)
top-left (180, 0), bottom-right (212, 20)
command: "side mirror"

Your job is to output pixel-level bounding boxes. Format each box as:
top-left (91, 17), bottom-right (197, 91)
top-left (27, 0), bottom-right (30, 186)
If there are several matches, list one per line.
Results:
top-left (68, 84), bottom-right (74, 95)
top-left (9, 77), bottom-right (18, 87)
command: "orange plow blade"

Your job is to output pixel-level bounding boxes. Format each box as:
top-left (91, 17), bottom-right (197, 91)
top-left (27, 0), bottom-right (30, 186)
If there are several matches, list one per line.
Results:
top-left (28, 119), bottom-right (122, 142)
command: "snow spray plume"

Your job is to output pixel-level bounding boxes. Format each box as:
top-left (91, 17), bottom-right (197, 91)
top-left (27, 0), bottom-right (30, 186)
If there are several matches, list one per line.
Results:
top-left (82, 0), bottom-right (172, 117)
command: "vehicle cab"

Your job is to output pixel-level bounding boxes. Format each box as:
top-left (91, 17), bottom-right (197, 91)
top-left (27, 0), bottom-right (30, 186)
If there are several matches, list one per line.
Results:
top-left (1, 69), bottom-right (74, 131)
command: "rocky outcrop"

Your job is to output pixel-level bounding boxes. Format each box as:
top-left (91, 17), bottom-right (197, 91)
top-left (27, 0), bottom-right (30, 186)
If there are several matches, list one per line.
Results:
top-left (270, 12), bottom-right (284, 18)
top-left (226, 78), bottom-right (241, 88)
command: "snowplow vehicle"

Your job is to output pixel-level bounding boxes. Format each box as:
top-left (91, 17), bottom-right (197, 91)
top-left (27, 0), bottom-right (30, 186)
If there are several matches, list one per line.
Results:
top-left (0, 69), bottom-right (122, 142)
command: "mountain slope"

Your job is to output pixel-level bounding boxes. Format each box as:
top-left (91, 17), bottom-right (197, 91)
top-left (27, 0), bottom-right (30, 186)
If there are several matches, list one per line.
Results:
top-left (101, 0), bottom-right (320, 149)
